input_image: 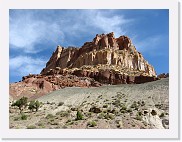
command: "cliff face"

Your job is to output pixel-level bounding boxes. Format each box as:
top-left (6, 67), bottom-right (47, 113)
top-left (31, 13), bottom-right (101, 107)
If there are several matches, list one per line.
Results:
top-left (41, 32), bottom-right (156, 84)
top-left (10, 32), bottom-right (158, 99)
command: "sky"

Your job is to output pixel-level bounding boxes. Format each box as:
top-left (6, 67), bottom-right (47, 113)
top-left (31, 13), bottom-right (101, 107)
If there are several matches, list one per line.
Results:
top-left (9, 9), bottom-right (169, 83)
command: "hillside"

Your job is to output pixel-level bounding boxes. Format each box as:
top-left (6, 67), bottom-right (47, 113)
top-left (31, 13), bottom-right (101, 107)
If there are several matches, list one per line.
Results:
top-left (9, 78), bottom-right (169, 129)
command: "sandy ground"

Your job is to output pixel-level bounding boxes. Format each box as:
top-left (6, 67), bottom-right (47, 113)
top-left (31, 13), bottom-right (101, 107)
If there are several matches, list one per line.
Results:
top-left (9, 78), bottom-right (169, 129)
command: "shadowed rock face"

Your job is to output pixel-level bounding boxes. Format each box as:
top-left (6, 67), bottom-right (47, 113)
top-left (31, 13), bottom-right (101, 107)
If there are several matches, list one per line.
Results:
top-left (41, 32), bottom-right (157, 84)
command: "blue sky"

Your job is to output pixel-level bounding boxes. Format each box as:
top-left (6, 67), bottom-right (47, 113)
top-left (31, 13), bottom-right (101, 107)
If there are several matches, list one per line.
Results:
top-left (9, 9), bottom-right (169, 83)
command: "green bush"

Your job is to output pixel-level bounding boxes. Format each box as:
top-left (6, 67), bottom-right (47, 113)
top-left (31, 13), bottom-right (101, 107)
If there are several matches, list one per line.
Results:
top-left (135, 112), bottom-right (142, 121)
top-left (28, 100), bottom-right (41, 112)
top-left (103, 104), bottom-right (108, 108)
top-left (12, 96), bottom-right (28, 112)
top-left (27, 125), bottom-right (36, 129)
top-left (58, 102), bottom-right (64, 106)
top-left (76, 111), bottom-right (83, 120)
top-left (87, 121), bottom-right (97, 127)
top-left (46, 114), bottom-right (54, 119)
top-left (56, 111), bottom-right (69, 117)
top-left (159, 112), bottom-right (165, 118)
top-left (20, 113), bottom-right (28, 120)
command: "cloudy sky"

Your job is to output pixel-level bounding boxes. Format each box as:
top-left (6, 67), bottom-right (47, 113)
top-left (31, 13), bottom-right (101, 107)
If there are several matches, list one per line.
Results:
top-left (9, 9), bottom-right (169, 83)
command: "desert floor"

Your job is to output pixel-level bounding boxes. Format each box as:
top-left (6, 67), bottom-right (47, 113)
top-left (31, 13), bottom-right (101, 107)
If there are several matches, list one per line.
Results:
top-left (9, 78), bottom-right (169, 129)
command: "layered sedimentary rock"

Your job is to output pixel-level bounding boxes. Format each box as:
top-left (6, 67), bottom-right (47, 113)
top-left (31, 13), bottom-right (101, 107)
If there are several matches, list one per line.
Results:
top-left (41, 32), bottom-right (156, 84)
top-left (10, 74), bottom-right (101, 100)
top-left (10, 32), bottom-right (158, 99)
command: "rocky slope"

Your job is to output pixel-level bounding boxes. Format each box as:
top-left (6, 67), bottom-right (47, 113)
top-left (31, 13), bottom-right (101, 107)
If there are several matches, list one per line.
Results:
top-left (9, 78), bottom-right (169, 129)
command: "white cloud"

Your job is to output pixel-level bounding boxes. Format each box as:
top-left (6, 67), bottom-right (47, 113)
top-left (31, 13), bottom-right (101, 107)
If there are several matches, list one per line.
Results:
top-left (132, 35), bottom-right (168, 56)
top-left (10, 12), bottom-right (64, 53)
top-left (10, 56), bottom-right (45, 76)
top-left (10, 10), bottom-right (133, 53)
top-left (84, 10), bottom-right (132, 37)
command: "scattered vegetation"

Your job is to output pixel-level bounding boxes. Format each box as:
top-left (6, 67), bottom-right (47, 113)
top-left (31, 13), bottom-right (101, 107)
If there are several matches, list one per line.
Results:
top-left (58, 102), bottom-right (64, 106)
top-left (28, 100), bottom-right (41, 112)
top-left (159, 112), bottom-right (165, 118)
top-left (76, 111), bottom-right (83, 120)
top-left (56, 111), bottom-right (69, 117)
top-left (103, 104), bottom-right (108, 108)
top-left (12, 96), bottom-right (28, 113)
top-left (87, 121), bottom-right (97, 127)
top-left (46, 114), bottom-right (54, 119)
top-left (130, 101), bottom-right (139, 110)
top-left (27, 125), bottom-right (36, 129)
top-left (151, 110), bottom-right (157, 116)
top-left (135, 111), bottom-right (142, 121)
top-left (20, 113), bottom-right (28, 120)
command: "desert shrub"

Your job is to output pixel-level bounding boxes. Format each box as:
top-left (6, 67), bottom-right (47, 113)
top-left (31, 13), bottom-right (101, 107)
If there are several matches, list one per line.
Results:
top-left (58, 102), bottom-right (64, 106)
top-left (120, 110), bottom-right (126, 113)
top-left (121, 105), bottom-right (127, 110)
top-left (56, 111), bottom-right (69, 117)
top-left (28, 101), bottom-right (35, 112)
top-left (97, 95), bottom-right (102, 99)
top-left (105, 99), bottom-right (109, 102)
top-left (28, 100), bottom-right (41, 112)
top-left (141, 101), bottom-right (145, 106)
top-left (138, 111), bottom-right (142, 116)
top-left (97, 112), bottom-right (105, 119)
top-left (66, 119), bottom-right (74, 125)
top-left (12, 96), bottom-right (28, 113)
top-left (89, 107), bottom-right (101, 113)
top-left (105, 113), bottom-right (114, 120)
top-left (76, 111), bottom-right (83, 120)
top-left (103, 104), bottom-right (108, 108)
top-left (27, 125), bottom-right (36, 129)
top-left (112, 100), bottom-right (121, 107)
top-left (86, 112), bottom-right (92, 117)
top-left (132, 124), bottom-right (136, 127)
top-left (136, 115), bottom-right (142, 121)
top-left (46, 114), bottom-right (54, 119)
top-left (127, 108), bottom-right (132, 113)
top-left (151, 110), bottom-right (157, 116)
top-left (87, 121), bottom-right (97, 127)
top-left (50, 121), bottom-right (59, 125)
top-left (159, 112), bottom-right (165, 118)
top-left (135, 112), bottom-right (142, 121)
top-left (37, 122), bottom-right (44, 127)
top-left (20, 113), bottom-right (28, 120)
top-left (14, 116), bottom-right (20, 121)
top-left (62, 125), bottom-right (67, 129)
top-left (130, 101), bottom-right (138, 110)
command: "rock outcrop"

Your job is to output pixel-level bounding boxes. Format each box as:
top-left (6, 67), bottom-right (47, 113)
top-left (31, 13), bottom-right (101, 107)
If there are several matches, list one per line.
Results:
top-left (10, 74), bottom-right (101, 100)
top-left (41, 32), bottom-right (157, 84)
top-left (157, 73), bottom-right (169, 79)
top-left (10, 32), bottom-right (158, 99)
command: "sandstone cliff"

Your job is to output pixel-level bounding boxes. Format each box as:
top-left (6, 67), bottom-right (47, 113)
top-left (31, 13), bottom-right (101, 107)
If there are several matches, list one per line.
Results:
top-left (41, 32), bottom-right (156, 84)
top-left (10, 32), bottom-right (158, 100)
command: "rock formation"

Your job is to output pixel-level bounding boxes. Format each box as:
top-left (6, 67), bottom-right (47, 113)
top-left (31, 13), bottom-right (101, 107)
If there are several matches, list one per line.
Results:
top-left (10, 74), bottom-right (101, 100)
top-left (10, 32), bottom-right (158, 99)
top-left (41, 32), bottom-right (156, 84)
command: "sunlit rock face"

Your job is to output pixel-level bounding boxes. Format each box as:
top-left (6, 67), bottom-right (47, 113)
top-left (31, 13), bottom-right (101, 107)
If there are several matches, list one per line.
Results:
top-left (41, 32), bottom-right (156, 84)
